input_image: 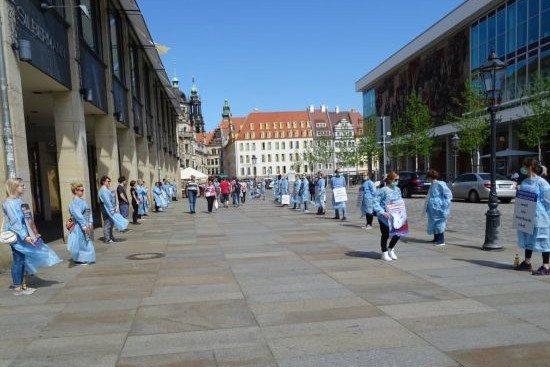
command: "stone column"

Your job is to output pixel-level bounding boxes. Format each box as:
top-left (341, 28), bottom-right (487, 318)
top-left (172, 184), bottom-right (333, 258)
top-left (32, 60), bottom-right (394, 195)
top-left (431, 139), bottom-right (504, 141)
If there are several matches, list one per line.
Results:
top-left (95, 115), bottom-right (120, 182)
top-left (53, 90), bottom-right (91, 238)
top-left (117, 128), bottom-right (138, 180)
top-left (136, 136), bottom-right (149, 182)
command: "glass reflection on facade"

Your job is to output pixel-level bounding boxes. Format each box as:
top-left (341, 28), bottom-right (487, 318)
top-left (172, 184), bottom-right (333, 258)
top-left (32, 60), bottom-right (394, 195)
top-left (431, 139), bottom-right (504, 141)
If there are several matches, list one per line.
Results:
top-left (363, 89), bottom-right (376, 118)
top-left (471, 0), bottom-right (550, 101)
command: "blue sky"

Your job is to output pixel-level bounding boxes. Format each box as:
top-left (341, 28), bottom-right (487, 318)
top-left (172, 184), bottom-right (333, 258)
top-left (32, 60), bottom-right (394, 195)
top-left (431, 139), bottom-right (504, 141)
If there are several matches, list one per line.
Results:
top-left (139, 0), bottom-right (465, 131)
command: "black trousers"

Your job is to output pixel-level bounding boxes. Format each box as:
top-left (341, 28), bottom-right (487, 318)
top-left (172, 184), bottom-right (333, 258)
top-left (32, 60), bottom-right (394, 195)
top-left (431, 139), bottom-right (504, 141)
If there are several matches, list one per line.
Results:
top-left (365, 213), bottom-right (373, 226)
top-left (379, 219), bottom-right (399, 252)
top-left (131, 201), bottom-right (139, 223)
top-left (206, 196), bottom-right (215, 212)
top-left (525, 249), bottom-right (550, 263)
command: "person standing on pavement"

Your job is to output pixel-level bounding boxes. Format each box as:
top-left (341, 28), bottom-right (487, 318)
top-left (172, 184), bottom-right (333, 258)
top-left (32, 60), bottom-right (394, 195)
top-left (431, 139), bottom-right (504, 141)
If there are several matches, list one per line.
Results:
top-left (129, 180), bottom-right (141, 225)
top-left (67, 182), bottom-right (96, 265)
top-left (309, 175), bottom-right (316, 202)
top-left (187, 175), bottom-right (199, 214)
top-left (117, 177), bottom-right (129, 219)
top-left (273, 175), bottom-right (280, 202)
top-left (292, 174), bottom-right (302, 210)
top-left (315, 172), bottom-right (326, 215)
top-left (514, 158), bottom-right (550, 275)
top-left (373, 172), bottom-right (404, 261)
top-left (99, 176), bottom-right (128, 241)
top-left (204, 178), bottom-right (217, 213)
top-left (3, 178), bottom-right (62, 295)
top-left (360, 172), bottom-right (376, 229)
top-left (240, 180), bottom-right (247, 204)
top-left (153, 182), bottom-right (166, 212)
top-left (259, 179), bottom-right (266, 200)
top-left (301, 175), bottom-right (310, 213)
top-left (425, 169), bottom-right (453, 246)
top-left (231, 178), bottom-right (241, 207)
top-left (220, 178), bottom-right (230, 208)
top-left (330, 169), bottom-right (347, 220)
top-left (279, 175), bottom-right (289, 207)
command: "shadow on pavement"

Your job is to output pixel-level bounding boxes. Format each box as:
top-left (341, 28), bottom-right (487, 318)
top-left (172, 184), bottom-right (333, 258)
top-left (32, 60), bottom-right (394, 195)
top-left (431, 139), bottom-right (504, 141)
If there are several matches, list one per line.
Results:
top-left (453, 258), bottom-right (512, 270)
top-left (345, 251), bottom-right (380, 260)
top-left (27, 276), bottom-right (62, 288)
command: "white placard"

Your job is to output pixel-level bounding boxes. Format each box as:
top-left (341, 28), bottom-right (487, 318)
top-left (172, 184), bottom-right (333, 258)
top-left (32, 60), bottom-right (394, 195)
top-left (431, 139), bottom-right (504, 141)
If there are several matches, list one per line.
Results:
top-left (513, 190), bottom-right (537, 235)
top-left (333, 187), bottom-right (348, 203)
top-left (281, 195), bottom-right (290, 205)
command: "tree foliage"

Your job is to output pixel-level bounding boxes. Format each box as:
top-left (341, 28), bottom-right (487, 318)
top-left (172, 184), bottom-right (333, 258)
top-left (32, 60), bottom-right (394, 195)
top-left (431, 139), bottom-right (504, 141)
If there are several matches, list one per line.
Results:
top-left (449, 80), bottom-right (488, 172)
top-left (358, 117), bottom-right (382, 173)
top-left (306, 136), bottom-right (334, 173)
top-left (520, 77), bottom-right (550, 162)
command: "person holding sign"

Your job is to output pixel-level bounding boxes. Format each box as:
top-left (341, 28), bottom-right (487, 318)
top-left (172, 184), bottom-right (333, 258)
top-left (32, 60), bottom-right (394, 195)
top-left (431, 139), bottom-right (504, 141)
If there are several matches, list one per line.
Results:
top-left (360, 172), bottom-right (377, 230)
top-left (373, 172), bottom-right (406, 261)
top-left (514, 158), bottom-right (550, 276)
top-left (315, 172), bottom-right (326, 215)
top-left (330, 169), bottom-right (347, 220)
top-left (425, 169), bottom-right (453, 246)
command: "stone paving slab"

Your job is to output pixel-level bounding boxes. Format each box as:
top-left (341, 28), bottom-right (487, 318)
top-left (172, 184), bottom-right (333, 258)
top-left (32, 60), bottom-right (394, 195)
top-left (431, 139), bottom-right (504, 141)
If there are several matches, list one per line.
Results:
top-left (1, 197), bottom-right (550, 366)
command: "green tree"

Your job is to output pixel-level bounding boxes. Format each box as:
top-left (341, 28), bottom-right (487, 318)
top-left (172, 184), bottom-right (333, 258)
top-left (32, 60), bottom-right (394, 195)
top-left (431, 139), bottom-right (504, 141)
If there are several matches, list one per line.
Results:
top-left (450, 80), bottom-right (488, 172)
top-left (310, 136), bottom-right (334, 173)
top-left (335, 139), bottom-right (357, 185)
top-left (359, 117), bottom-right (382, 175)
top-left (402, 91), bottom-right (433, 171)
top-left (520, 77), bottom-right (550, 162)
top-left (389, 118), bottom-right (410, 171)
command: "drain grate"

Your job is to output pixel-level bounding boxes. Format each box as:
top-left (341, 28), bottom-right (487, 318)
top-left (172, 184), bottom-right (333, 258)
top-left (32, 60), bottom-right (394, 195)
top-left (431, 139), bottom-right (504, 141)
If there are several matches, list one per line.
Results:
top-left (126, 253), bottom-right (165, 261)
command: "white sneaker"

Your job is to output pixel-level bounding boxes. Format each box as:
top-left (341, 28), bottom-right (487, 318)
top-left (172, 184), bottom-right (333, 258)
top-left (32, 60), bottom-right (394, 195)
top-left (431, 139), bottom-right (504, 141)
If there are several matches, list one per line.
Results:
top-left (304, 210), bottom-right (310, 213)
top-left (434, 243), bottom-right (446, 247)
top-left (389, 249), bottom-right (398, 260)
top-left (381, 251), bottom-right (392, 261)
top-left (365, 225), bottom-right (372, 230)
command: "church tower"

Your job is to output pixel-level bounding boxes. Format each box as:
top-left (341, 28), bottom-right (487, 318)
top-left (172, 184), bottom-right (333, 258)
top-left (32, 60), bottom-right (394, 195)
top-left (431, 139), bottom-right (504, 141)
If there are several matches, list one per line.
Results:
top-left (189, 77), bottom-right (205, 133)
top-left (222, 99), bottom-right (231, 121)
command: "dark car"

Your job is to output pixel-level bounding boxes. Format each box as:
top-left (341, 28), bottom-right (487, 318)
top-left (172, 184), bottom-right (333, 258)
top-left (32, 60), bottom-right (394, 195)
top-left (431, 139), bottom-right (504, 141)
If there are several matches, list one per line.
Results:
top-left (397, 171), bottom-right (430, 198)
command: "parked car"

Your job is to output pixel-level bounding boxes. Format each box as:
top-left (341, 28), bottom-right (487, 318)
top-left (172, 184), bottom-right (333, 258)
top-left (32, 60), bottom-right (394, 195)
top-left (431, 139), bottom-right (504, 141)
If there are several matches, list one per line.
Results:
top-left (450, 173), bottom-right (517, 203)
top-left (397, 171), bottom-right (430, 197)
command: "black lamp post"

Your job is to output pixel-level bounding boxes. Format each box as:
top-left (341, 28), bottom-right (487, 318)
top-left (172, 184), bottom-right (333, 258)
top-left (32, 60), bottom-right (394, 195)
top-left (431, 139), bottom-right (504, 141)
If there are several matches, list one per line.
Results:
top-left (479, 51), bottom-right (506, 251)
top-left (451, 133), bottom-right (460, 180)
top-left (251, 155), bottom-right (257, 178)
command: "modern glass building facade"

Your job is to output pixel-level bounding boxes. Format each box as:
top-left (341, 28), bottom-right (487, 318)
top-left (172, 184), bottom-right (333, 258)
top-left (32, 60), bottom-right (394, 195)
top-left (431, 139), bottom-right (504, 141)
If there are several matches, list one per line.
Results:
top-left (470, 0), bottom-right (550, 101)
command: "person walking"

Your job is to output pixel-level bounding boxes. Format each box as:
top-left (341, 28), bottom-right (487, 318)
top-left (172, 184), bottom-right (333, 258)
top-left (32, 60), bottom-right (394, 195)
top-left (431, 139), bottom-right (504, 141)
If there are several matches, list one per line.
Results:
top-left (514, 158), bottom-right (550, 275)
top-left (240, 180), bottom-right (247, 204)
top-left (292, 174), bottom-right (302, 210)
top-left (330, 169), bottom-right (347, 220)
top-left (204, 178), bottom-right (217, 213)
top-left (301, 175), bottom-right (310, 213)
top-left (99, 176), bottom-right (128, 241)
top-left (373, 172), bottom-right (405, 261)
top-left (220, 178), bottom-right (230, 208)
top-left (231, 178), bottom-right (241, 207)
top-left (426, 169), bottom-right (453, 246)
top-left (3, 178), bottom-right (62, 295)
top-left (67, 182), bottom-right (96, 265)
top-left (117, 177), bottom-right (129, 219)
top-left (315, 172), bottom-right (326, 215)
top-left (129, 180), bottom-right (141, 225)
top-left (360, 172), bottom-right (377, 229)
top-left (187, 175), bottom-right (199, 213)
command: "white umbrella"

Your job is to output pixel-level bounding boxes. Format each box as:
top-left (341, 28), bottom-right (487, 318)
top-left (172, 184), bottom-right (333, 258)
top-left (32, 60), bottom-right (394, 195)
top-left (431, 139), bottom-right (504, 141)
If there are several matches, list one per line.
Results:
top-left (180, 167), bottom-right (208, 180)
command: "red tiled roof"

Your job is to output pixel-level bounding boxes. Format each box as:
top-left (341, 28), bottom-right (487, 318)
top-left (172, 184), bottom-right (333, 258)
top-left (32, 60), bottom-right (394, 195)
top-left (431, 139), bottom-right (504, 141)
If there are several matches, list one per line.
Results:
top-left (235, 111), bottom-right (310, 141)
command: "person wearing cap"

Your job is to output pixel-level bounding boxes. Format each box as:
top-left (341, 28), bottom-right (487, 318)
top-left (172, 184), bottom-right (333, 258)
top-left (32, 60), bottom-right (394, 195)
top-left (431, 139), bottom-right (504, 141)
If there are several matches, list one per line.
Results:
top-left (330, 169), bottom-right (347, 220)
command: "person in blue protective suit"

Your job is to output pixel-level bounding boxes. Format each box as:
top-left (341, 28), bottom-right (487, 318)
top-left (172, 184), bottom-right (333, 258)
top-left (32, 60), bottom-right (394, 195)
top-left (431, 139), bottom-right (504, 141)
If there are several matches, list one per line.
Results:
top-left (373, 172), bottom-right (405, 261)
top-left (360, 172), bottom-right (377, 229)
top-left (425, 169), bottom-right (453, 246)
top-left (67, 182), bottom-right (96, 265)
top-left (315, 171), bottom-right (326, 215)
top-left (259, 179), bottom-right (266, 200)
top-left (171, 180), bottom-right (178, 201)
top-left (161, 180), bottom-right (171, 208)
top-left (514, 158), bottom-right (550, 276)
top-left (273, 175), bottom-right (280, 202)
top-left (3, 177), bottom-right (62, 296)
top-left (136, 180), bottom-right (146, 219)
top-left (300, 175), bottom-right (310, 213)
top-left (279, 175), bottom-right (289, 207)
top-left (330, 169), bottom-right (347, 220)
top-left (292, 174), bottom-right (302, 210)
top-left (98, 175), bottom-right (128, 242)
top-left (141, 181), bottom-right (150, 215)
top-left (153, 181), bottom-right (168, 212)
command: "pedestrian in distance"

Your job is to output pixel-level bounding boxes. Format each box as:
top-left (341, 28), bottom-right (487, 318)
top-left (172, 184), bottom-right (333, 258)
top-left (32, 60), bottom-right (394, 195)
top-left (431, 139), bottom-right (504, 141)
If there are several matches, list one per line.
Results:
top-left (153, 182), bottom-right (167, 212)
top-left (240, 180), bottom-right (247, 204)
top-left (514, 158), bottom-right (550, 275)
top-left (231, 178), bottom-right (241, 207)
top-left (129, 180), bottom-right (141, 225)
top-left (204, 178), bottom-right (217, 213)
top-left (309, 175), bottom-right (316, 202)
top-left (330, 169), bottom-right (347, 220)
top-left (279, 175), bottom-right (289, 207)
top-left (373, 172), bottom-right (404, 261)
top-left (273, 175), bottom-right (280, 202)
top-left (220, 178), bottom-right (230, 208)
top-left (315, 171), bottom-right (326, 215)
top-left (117, 176), bottom-right (129, 219)
top-left (99, 176), bottom-right (128, 242)
top-left (300, 175), bottom-right (310, 213)
top-left (3, 177), bottom-right (62, 295)
top-left (292, 174), bottom-right (302, 210)
top-left (187, 175), bottom-right (199, 213)
top-left (360, 172), bottom-right (376, 230)
top-left (67, 182), bottom-right (96, 265)
top-left (425, 169), bottom-right (453, 246)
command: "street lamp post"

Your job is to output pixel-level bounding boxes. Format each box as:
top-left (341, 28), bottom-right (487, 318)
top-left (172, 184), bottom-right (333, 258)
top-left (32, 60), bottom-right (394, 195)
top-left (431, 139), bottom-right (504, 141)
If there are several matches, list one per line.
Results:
top-left (451, 133), bottom-right (460, 180)
top-left (479, 51), bottom-right (506, 251)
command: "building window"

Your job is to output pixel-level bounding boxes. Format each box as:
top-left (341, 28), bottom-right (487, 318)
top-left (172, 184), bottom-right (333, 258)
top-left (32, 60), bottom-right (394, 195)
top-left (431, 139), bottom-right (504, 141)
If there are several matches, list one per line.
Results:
top-left (268, 154), bottom-right (272, 162)
top-left (239, 143), bottom-right (243, 150)
top-left (293, 121), bottom-right (297, 128)
top-left (247, 167), bottom-right (251, 175)
top-left (268, 142), bottom-right (272, 150)
top-left (245, 132), bottom-right (250, 139)
top-left (109, 11), bottom-right (123, 81)
top-left (266, 122), bottom-right (270, 129)
top-left (290, 141), bottom-right (293, 149)
top-left (252, 143), bottom-right (256, 150)
top-left (250, 123), bottom-right (254, 130)
top-left (267, 131), bottom-right (271, 138)
top-left (246, 155), bottom-right (250, 163)
top-left (129, 42), bottom-right (140, 99)
top-left (275, 142), bottom-right (279, 150)
top-left (241, 168), bottom-right (245, 176)
top-left (300, 121), bottom-right (305, 128)
top-left (251, 132), bottom-right (255, 139)
top-left (275, 154), bottom-right (279, 162)
top-left (282, 142), bottom-right (285, 149)
top-left (260, 123), bottom-right (264, 129)
top-left (296, 141), bottom-right (300, 149)
top-left (281, 131), bottom-right (285, 138)
top-left (80, 0), bottom-right (101, 54)
top-left (262, 154), bottom-right (265, 162)
top-left (262, 167), bottom-right (267, 175)
top-left (246, 143), bottom-right (250, 150)
top-left (283, 166), bottom-right (287, 174)
top-left (281, 154), bottom-right (285, 162)
top-left (274, 131), bottom-right (279, 138)
top-left (289, 154), bottom-right (293, 162)
top-left (287, 122), bottom-right (291, 128)
top-left (240, 156), bottom-right (243, 164)
top-left (262, 142), bottom-right (266, 150)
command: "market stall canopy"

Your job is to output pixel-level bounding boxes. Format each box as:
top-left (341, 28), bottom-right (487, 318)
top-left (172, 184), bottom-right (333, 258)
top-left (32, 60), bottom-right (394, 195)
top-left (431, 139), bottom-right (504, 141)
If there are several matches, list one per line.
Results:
top-left (180, 167), bottom-right (208, 180)
top-left (480, 149), bottom-right (537, 159)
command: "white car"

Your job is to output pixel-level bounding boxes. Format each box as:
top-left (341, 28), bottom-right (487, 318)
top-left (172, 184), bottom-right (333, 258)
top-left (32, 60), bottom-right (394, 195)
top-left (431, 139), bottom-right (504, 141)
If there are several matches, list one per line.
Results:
top-left (450, 173), bottom-right (517, 203)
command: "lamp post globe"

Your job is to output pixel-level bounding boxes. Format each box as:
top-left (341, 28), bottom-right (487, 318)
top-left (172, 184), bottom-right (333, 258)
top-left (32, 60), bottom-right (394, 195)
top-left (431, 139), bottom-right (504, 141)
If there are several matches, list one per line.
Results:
top-left (479, 51), bottom-right (506, 251)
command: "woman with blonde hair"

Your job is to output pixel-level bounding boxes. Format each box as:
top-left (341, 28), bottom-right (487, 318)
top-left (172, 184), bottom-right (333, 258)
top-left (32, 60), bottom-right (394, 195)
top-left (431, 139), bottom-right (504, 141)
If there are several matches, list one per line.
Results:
top-left (2, 178), bottom-right (62, 295)
top-left (67, 182), bottom-right (96, 265)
